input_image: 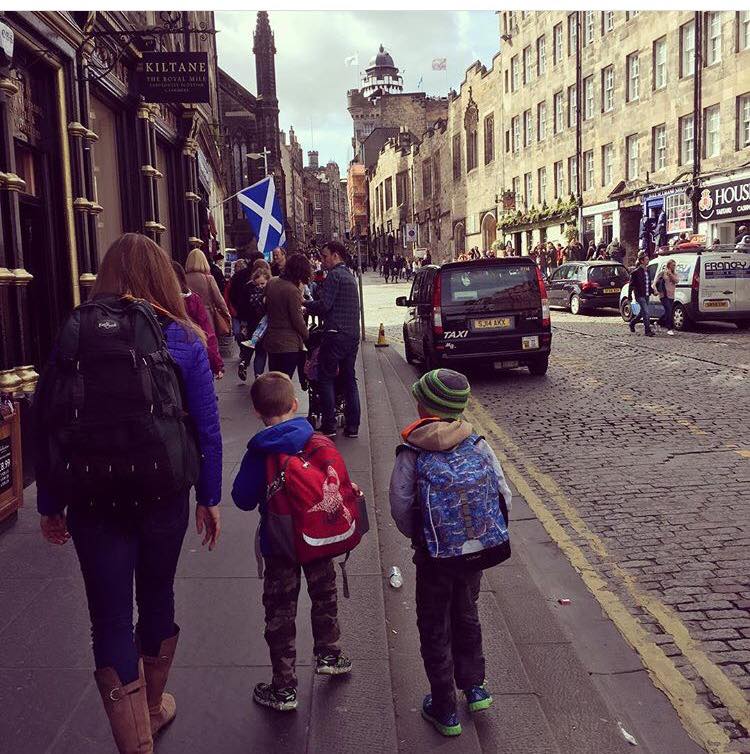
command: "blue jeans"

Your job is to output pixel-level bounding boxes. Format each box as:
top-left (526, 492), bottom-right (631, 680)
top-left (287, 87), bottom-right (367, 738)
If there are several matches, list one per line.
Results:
top-left (631, 296), bottom-right (652, 333)
top-left (67, 492), bottom-right (190, 683)
top-left (659, 296), bottom-right (674, 329)
top-left (318, 332), bottom-right (361, 432)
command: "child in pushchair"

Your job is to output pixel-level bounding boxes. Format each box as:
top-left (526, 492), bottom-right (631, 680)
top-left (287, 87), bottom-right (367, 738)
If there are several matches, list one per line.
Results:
top-left (304, 325), bottom-right (346, 431)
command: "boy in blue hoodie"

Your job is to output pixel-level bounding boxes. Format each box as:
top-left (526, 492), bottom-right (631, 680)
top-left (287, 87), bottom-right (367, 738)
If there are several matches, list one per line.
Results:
top-left (232, 372), bottom-right (352, 712)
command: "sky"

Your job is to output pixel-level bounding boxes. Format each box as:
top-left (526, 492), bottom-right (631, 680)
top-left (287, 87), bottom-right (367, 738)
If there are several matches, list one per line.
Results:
top-left (215, 11), bottom-right (500, 173)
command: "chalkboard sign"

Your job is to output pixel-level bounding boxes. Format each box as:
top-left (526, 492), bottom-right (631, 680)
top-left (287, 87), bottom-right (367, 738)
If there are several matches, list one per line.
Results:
top-left (0, 435), bottom-right (11, 495)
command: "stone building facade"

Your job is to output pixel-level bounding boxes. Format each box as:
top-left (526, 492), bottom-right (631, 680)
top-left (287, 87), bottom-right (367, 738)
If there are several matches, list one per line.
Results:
top-left (279, 127), bottom-right (305, 249)
top-left (347, 160), bottom-right (367, 237)
top-left (365, 11), bottom-right (750, 263)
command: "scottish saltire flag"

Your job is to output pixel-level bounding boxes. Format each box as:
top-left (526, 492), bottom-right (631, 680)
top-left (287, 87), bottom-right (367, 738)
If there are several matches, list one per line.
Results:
top-left (237, 176), bottom-right (286, 257)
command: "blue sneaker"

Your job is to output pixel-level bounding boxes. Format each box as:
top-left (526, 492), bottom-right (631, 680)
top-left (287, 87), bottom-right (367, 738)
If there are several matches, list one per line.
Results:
top-left (464, 684), bottom-right (493, 712)
top-left (421, 694), bottom-right (462, 736)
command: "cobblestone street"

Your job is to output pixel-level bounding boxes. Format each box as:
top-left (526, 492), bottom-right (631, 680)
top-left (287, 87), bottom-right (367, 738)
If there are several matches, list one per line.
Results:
top-left (363, 272), bottom-right (750, 751)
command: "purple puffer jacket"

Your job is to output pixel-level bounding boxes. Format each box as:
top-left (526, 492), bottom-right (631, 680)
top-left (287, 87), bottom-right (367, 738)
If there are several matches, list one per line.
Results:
top-left (36, 321), bottom-right (222, 514)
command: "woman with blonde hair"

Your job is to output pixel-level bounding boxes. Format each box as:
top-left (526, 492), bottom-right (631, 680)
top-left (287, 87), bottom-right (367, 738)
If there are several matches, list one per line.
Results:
top-left (34, 233), bottom-right (222, 753)
top-left (185, 248), bottom-right (231, 337)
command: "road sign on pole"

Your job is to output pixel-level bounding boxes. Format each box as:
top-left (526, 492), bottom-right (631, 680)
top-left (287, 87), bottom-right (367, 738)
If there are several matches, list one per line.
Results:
top-left (404, 223), bottom-right (417, 247)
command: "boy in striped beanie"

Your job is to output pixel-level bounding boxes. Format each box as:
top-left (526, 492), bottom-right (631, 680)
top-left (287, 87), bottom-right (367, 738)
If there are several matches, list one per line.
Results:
top-left (389, 369), bottom-right (512, 737)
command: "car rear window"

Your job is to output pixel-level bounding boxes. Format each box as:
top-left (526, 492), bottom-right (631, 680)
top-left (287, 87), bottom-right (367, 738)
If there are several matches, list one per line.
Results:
top-left (588, 265), bottom-right (628, 285)
top-left (442, 265), bottom-right (538, 308)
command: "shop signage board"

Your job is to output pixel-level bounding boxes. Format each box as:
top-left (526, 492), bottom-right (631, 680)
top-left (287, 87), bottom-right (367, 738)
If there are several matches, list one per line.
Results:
top-left (698, 177), bottom-right (750, 222)
top-left (0, 435), bottom-right (11, 495)
top-left (140, 52), bottom-right (210, 103)
top-left (0, 20), bottom-right (14, 60)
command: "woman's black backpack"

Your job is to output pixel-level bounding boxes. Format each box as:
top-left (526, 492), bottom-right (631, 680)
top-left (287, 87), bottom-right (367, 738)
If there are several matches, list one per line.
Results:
top-left (34, 296), bottom-right (200, 508)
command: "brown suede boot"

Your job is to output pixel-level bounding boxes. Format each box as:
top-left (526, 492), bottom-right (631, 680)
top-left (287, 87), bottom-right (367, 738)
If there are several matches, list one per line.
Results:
top-left (141, 631), bottom-right (179, 737)
top-left (94, 660), bottom-right (153, 754)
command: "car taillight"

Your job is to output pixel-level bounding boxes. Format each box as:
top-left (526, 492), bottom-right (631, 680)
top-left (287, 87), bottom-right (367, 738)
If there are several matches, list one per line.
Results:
top-left (535, 267), bottom-right (550, 327)
top-left (580, 281), bottom-right (600, 292)
top-left (432, 274), bottom-right (443, 335)
top-left (692, 258), bottom-right (700, 291)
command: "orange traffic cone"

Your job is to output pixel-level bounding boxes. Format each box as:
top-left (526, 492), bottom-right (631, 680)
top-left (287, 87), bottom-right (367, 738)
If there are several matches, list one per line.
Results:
top-left (375, 323), bottom-right (389, 347)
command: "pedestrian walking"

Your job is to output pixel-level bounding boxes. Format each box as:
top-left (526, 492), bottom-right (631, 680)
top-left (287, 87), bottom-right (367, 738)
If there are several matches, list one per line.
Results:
top-left (263, 253), bottom-right (311, 384)
top-left (173, 261), bottom-right (224, 378)
top-left (607, 238), bottom-right (625, 265)
top-left (209, 252), bottom-right (226, 295)
top-left (303, 240), bottom-right (361, 439)
top-left (389, 369), bottom-right (512, 737)
top-left (654, 258), bottom-right (679, 336)
top-left (232, 372), bottom-right (353, 712)
top-left (271, 246), bottom-right (287, 277)
top-left (231, 259), bottom-right (271, 381)
top-left (629, 251), bottom-right (654, 336)
top-left (34, 233), bottom-right (222, 754)
top-left (185, 248), bottom-right (231, 337)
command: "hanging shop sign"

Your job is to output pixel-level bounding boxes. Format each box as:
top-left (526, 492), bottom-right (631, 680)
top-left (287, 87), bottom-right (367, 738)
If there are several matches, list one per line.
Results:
top-left (139, 52), bottom-right (210, 103)
top-left (697, 177), bottom-right (750, 222)
top-left (0, 20), bottom-right (14, 61)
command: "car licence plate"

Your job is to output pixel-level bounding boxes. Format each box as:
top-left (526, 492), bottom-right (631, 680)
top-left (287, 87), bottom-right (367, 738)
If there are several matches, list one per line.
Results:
top-left (522, 336), bottom-right (539, 350)
top-left (473, 317), bottom-right (513, 330)
top-left (603, 287), bottom-right (621, 294)
top-left (493, 360), bottom-right (519, 369)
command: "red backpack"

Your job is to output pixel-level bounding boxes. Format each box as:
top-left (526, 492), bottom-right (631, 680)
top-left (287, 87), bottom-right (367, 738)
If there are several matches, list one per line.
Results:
top-left (265, 434), bottom-right (369, 569)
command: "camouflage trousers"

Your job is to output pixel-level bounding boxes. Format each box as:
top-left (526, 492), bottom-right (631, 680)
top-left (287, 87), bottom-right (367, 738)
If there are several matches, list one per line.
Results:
top-left (413, 550), bottom-right (485, 716)
top-left (262, 556), bottom-right (341, 689)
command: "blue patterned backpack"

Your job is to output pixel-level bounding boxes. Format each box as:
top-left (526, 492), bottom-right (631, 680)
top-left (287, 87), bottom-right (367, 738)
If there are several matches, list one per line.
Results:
top-left (414, 434), bottom-right (511, 571)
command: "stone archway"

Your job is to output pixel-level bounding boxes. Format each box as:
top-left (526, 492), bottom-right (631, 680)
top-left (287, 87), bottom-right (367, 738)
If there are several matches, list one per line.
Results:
top-left (481, 213), bottom-right (497, 253)
top-left (454, 221), bottom-right (466, 258)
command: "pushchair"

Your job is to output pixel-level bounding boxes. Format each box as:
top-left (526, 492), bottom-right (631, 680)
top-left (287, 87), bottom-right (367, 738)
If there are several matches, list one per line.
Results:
top-left (304, 326), bottom-right (346, 431)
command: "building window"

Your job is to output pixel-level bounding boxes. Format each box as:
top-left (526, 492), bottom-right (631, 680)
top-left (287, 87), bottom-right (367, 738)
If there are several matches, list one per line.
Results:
top-left (396, 171), bottom-right (408, 206)
top-left (385, 177), bottom-right (393, 209)
top-left (568, 155), bottom-right (578, 195)
top-left (602, 65), bottom-right (614, 112)
top-left (652, 124), bottom-right (667, 170)
top-left (625, 134), bottom-right (639, 179)
top-left (422, 159), bottom-right (432, 198)
top-left (568, 13), bottom-right (577, 56)
top-left (484, 113), bottom-right (494, 164)
top-left (511, 115), bottom-right (520, 152)
top-left (625, 11), bottom-right (640, 20)
top-left (554, 160), bottom-right (564, 198)
top-left (627, 53), bottom-right (639, 102)
top-left (567, 85), bottom-right (577, 128)
top-left (553, 23), bottom-right (563, 65)
top-left (704, 105), bottom-right (720, 158)
top-left (739, 94), bottom-right (750, 149)
top-left (679, 115), bottom-right (694, 165)
top-left (681, 20), bottom-right (696, 77)
top-left (466, 124), bottom-right (478, 172)
top-left (537, 101), bottom-right (547, 141)
top-left (538, 166), bottom-right (547, 204)
top-left (653, 37), bottom-right (667, 90)
top-left (553, 91), bottom-right (564, 134)
top-left (512, 176), bottom-right (521, 208)
top-left (524, 172), bottom-right (533, 208)
top-left (523, 109), bottom-right (533, 148)
top-left (511, 55), bottom-right (520, 91)
top-left (603, 10), bottom-right (614, 33)
top-left (583, 76), bottom-right (594, 120)
top-left (602, 143), bottom-right (613, 185)
top-left (706, 12), bottom-right (722, 65)
top-left (584, 11), bottom-right (595, 45)
top-left (537, 35), bottom-right (547, 75)
top-left (740, 11), bottom-right (750, 51)
top-left (452, 133), bottom-right (461, 180)
top-left (583, 150), bottom-right (594, 191)
top-left (666, 192), bottom-right (693, 234)
top-left (523, 46), bottom-right (532, 85)
top-left (433, 150), bottom-right (441, 193)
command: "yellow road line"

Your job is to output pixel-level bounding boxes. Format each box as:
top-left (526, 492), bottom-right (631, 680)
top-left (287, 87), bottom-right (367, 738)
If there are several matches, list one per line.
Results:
top-left (465, 399), bottom-right (747, 754)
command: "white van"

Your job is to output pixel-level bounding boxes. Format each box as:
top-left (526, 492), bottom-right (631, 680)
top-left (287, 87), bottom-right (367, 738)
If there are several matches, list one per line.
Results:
top-left (619, 244), bottom-right (750, 331)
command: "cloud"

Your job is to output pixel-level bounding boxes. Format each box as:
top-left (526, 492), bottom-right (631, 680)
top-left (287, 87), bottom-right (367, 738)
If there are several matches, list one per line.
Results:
top-left (215, 11), bottom-right (499, 171)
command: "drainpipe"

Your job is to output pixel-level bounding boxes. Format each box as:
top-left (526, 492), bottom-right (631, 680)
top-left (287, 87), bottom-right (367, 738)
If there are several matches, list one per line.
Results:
top-left (692, 11), bottom-right (703, 233)
top-left (575, 11), bottom-right (583, 243)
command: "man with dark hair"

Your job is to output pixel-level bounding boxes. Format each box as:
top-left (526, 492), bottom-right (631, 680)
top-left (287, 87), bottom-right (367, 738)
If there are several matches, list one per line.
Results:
top-left (304, 240), bottom-right (361, 439)
top-left (209, 252), bottom-right (226, 294)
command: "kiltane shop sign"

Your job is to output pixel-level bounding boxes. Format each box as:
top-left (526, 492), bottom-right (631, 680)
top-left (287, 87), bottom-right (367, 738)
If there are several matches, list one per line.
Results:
top-left (697, 177), bottom-right (750, 222)
top-left (139, 52), bottom-right (210, 103)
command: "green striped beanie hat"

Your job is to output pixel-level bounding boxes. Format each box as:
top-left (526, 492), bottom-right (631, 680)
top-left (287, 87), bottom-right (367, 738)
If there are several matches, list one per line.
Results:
top-left (412, 369), bottom-right (471, 419)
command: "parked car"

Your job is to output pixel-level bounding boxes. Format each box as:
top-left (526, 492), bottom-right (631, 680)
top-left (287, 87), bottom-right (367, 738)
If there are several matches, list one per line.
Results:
top-left (396, 258), bottom-right (552, 376)
top-left (619, 245), bottom-right (750, 331)
top-left (547, 261), bottom-right (629, 315)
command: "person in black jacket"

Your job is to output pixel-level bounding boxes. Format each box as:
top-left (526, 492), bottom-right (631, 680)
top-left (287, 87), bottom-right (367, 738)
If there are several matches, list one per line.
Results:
top-left (209, 253), bottom-right (226, 294)
top-left (628, 251), bottom-right (654, 336)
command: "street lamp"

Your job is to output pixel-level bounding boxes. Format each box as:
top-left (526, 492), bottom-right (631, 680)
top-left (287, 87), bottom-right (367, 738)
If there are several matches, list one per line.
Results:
top-left (247, 148), bottom-right (270, 178)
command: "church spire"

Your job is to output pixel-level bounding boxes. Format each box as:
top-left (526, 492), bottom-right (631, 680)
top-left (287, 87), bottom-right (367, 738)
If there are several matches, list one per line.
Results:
top-left (253, 10), bottom-right (277, 101)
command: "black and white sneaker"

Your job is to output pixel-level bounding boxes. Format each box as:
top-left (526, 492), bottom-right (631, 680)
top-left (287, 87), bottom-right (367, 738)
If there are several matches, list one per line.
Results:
top-left (321, 428), bottom-right (337, 438)
top-left (315, 654), bottom-right (353, 676)
top-left (343, 428), bottom-right (359, 439)
top-left (238, 361), bottom-right (247, 382)
top-left (252, 683), bottom-right (297, 711)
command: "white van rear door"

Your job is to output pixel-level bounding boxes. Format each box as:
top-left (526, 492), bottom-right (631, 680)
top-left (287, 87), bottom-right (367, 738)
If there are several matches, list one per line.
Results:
top-left (700, 253), bottom-right (738, 314)
top-left (734, 255), bottom-right (750, 315)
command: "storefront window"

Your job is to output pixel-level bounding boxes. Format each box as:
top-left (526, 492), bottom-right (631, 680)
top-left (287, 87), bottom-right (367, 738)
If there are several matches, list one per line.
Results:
top-left (666, 192), bottom-right (692, 234)
top-left (90, 96), bottom-right (123, 261)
